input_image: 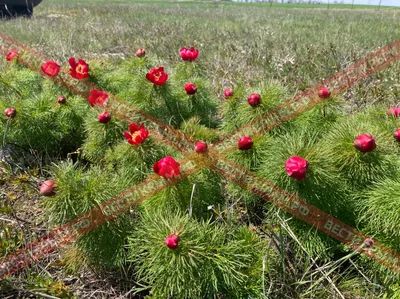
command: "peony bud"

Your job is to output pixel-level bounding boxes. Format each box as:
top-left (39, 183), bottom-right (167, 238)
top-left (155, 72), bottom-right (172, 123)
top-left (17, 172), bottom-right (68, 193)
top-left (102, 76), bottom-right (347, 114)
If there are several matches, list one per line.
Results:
top-left (40, 180), bottom-right (56, 197)
top-left (165, 233), bottom-right (179, 249)
top-left (4, 108), bottom-right (16, 118)
top-left (285, 156), bottom-right (309, 181)
top-left (195, 141), bottom-right (207, 153)
top-left (153, 156), bottom-right (181, 179)
top-left (224, 89), bottom-right (233, 99)
top-left (386, 107), bottom-right (400, 118)
top-left (180, 47), bottom-right (199, 61)
top-left (184, 83), bottom-right (197, 95)
top-left (354, 133), bottom-right (376, 153)
top-left (41, 61), bottom-right (61, 77)
top-left (98, 111), bottom-right (111, 124)
top-left (136, 48), bottom-right (146, 58)
top-left (248, 94), bottom-right (261, 107)
top-left (318, 87), bottom-right (331, 99)
top-left (6, 50), bottom-right (18, 62)
top-left (238, 136), bottom-right (253, 150)
top-left (394, 129), bottom-right (400, 142)
top-left (57, 96), bottom-right (67, 104)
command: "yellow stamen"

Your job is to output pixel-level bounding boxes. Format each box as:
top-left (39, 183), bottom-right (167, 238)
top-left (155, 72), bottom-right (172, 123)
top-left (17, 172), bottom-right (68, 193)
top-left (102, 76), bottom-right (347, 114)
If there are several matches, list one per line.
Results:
top-left (76, 64), bottom-right (85, 75)
top-left (154, 72), bottom-right (161, 81)
top-left (131, 130), bottom-right (141, 140)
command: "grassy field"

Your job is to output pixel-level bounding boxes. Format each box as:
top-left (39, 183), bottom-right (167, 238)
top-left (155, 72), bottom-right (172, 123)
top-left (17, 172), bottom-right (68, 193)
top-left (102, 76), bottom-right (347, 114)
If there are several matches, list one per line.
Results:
top-left (35, 0), bottom-right (400, 9)
top-left (1, 1), bottom-right (400, 297)
top-left (1, 0), bottom-right (400, 97)
top-left (230, 2), bottom-right (399, 9)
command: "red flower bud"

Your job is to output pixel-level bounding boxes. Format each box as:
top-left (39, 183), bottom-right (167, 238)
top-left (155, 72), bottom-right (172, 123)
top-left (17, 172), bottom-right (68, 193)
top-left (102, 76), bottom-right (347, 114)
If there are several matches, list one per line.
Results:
top-left (386, 107), bottom-right (400, 118)
top-left (184, 83), bottom-right (197, 95)
top-left (180, 47), bottom-right (199, 61)
top-left (394, 129), bottom-right (400, 142)
top-left (354, 133), bottom-right (376, 153)
top-left (4, 108), bottom-right (16, 118)
top-left (195, 141), bottom-right (207, 153)
top-left (6, 50), bottom-right (18, 62)
top-left (165, 233), bottom-right (179, 249)
top-left (224, 89), bottom-right (233, 99)
top-left (136, 48), bottom-right (146, 58)
top-left (40, 180), bottom-right (56, 197)
top-left (248, 94), bottom-right (261, 107)
top-left (238, 136), bottom-right (253, 150)
top-left (57, 96), bottom-right (67, 104)
top-left (41, 61), bottom-right (60, 77)
top-left (318, 87), bottom-right (331, 99)
top-left (98, 111), bottom-right (111, 124)
top-left (285, 156), bottom-right (309, 181)
top-left (153, 156), bottom-right (181, 179)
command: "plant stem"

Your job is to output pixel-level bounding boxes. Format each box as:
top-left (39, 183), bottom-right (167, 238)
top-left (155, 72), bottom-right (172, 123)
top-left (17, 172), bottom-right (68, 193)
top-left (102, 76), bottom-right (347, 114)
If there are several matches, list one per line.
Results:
top-left (3, 118), bottom-right (10, 147)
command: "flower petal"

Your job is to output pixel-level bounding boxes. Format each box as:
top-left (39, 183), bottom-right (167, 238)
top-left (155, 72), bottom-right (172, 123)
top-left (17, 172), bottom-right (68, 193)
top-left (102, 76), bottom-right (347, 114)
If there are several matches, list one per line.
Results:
top-left (129, 124), bottom-right (140, 134)
top-left (123, 131), bottom-right (132, 140)
top-left (69, 57), bottom-right (76, 67)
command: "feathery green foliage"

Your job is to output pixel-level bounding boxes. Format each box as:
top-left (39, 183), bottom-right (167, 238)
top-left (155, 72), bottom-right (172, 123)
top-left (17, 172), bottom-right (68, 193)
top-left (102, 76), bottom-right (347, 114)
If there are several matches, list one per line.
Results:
top-left (358, 177), bottom-right (400, 250)
top-left (128, 210), bottom-right (265, 298)
top-left (2, 26), bottom-right (400, 297)
top-left (43, 161), bottom-right (135, 269)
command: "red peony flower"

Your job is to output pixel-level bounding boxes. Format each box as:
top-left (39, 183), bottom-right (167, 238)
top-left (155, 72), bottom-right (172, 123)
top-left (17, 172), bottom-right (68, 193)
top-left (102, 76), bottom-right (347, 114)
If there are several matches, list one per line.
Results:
top-left (41, 61), bottom-right (60, 77)
top-left (4, 108), bottom-right (16, 118)
top-left (57, 96), bottom-right (67, 104)
top-left (224, 89), bottom-right (233, 99)
top-left (136, 48), bottom-right (146, 58)
top-left (248, 94), bottom-right (261, 107)
top-left (123, 123), bottom-right (149, 145)
top-left (180, 47), bottom-right (199, 61)
top-left (98, 111), bottom-right (111, 124)
top-left (386, 107), bottom-right (400, 118)
top-left (40, 180), bottom-right (56, 197)
top-left (184, 83), bottom-right (197, 95)
top-left (165, 233), bottom-right (179, 249)
top-left (146, 67), bottom-right (168, 86)
top-left (195, 141), bottom-right (207, 153)
top-left (354, 133), bottom-right (376, 153)
top-left (153, 156), bottom-right (181, 179)
top-left (318, 87), bottom-right (331, 99)
top-left (285, 156), bottom-right (309, 181)
top-left (238, 136), bottom-right (253, 150)
top-left (394, 129), bottom-right (400, 142)
top-left (69, 58), bottom-right (89, 80)
top-left (6, 50), bottom-right (18, 61)
top-left (88, 90), bottom-right (108, 107)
